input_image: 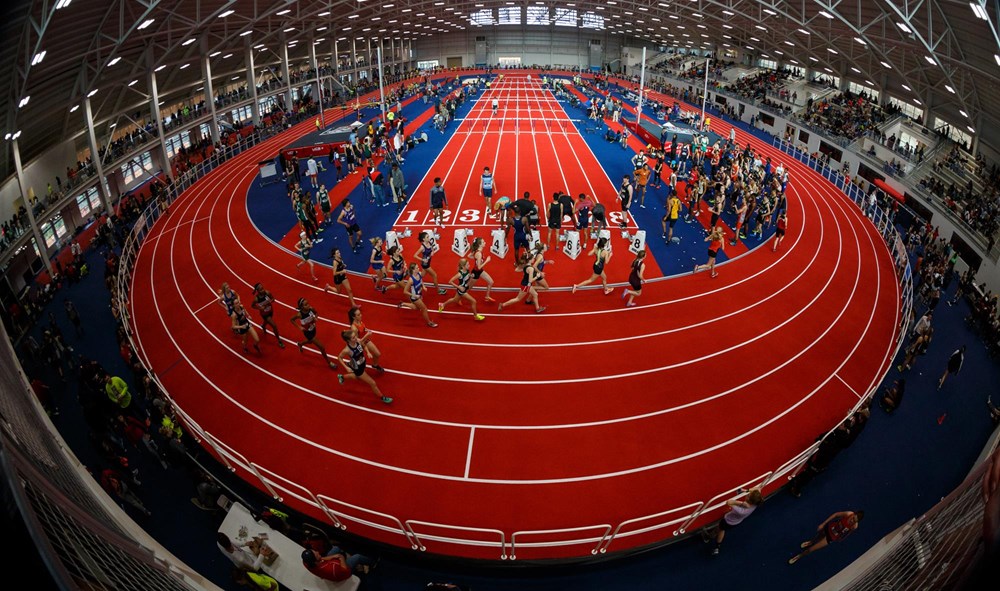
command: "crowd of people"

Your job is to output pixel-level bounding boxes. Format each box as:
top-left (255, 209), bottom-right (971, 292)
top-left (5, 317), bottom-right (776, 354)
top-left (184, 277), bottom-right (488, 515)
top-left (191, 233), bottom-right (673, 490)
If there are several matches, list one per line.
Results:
top-left (920, 147), bottom-right (1000, 244)
top-left (800, 91), bottom-right (889, 140)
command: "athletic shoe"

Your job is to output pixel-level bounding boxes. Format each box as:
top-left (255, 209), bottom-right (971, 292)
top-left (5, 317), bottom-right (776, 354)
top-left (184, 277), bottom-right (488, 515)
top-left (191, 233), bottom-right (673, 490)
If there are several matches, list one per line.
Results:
top-left (662, 233), bottom-right (667, 239)
top-left (710, 547), bottom-right (719, 556)
top-left (427, 322), bottom-right (438, 328)
top-left (437, 288), bottom-right (447, 295)
top-left (373, 365), bottom-right (385, 373)
top-left (474, 314), bottom-right (485, 321)
top-left (535, 307), bottom-right (547, 314)
top-left (800, 541), bottom-right (812, 549)
top-left (381, 396), bottom-right (393, 404)
top-left (485, 296), bottom-right (496, 303)
top-left (396, 302), bottom-right (403, 309)
top-left (626, 301), bottom-right (636, 307)
top-left (693, 264), bottom-right (698, 273)
top-left (438, 303), bottom-right (445, 312)
top-left (315, 238), bottom-right (323, 243)
top-left (710, 272), bottom-right (718, 278)
top-left (603, 287), bottom-right (613, 295)
top-left (788, 555), bottom-right (801, 565)
top-left (337, 374), bottom-right (345, 384)
top-left (640, 204), bottom-right (646, 208)
top-left (277, 341), bottom-right (285, 349)
top-left (621, 288), bottom-right (628, 300)
top-left (297, 342), bottom-right (304, 354)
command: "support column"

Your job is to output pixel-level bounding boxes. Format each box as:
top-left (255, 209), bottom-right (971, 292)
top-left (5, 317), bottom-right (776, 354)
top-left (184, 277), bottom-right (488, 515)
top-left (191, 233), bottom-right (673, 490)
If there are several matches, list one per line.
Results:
top-left (11, 139), bottom-right (53, 274)
top-left (148, 70), bottom-right (174, 182)
top-left (280, 42), bottom-right (293, 111)
top-left (367, 38), bottom-right (373, 80)
top-left (83, 97), bottom-right (113, 213)
top-left (245, 42), bottom-right (260, 126)
top-left (352, 37), bottom-right (358, 75)
top-left (202, 55), bottom-right (221, 143)
top-left (309, 39), bottom-right (325, 127)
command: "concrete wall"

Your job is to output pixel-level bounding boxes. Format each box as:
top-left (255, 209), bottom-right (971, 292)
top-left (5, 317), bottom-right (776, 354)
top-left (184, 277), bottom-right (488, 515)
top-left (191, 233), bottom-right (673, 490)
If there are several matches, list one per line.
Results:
top-left (414, 28), bottom-right (626, 71)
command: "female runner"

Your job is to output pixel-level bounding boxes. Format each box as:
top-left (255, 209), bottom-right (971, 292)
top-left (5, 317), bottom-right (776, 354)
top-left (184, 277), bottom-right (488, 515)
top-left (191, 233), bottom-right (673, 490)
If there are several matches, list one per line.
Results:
top-left (622, 249), bottom-right (647, 307)
top-left (381, 244), bottom-right (406, 293)
top-left (398, 262), bottom-right (438, 328)
top-left (323, 248), bottom-right (357, 308)
top-left (290, 298), bottom-right (336, 368)
top-left (230, 300), bottom-right (262, 354)
top-left (295, 232), bottom-right (319, 281)
top-left (572, 237), bottom-right (614, 295)
top-left (498, 254), bottom-right (546, 313)
top-left (218, 282), bottom-right (240, 317)
top-left (772, 211), bottom-right (788, 252)
top-left (251, 282), bottom-right (284, 347)
top-left (348, 306), bottom-right (383, 371)
top-left (369, 237), bottom-right (387, 289)
top-left (336, 329), bottom-right (393, 404)
top-left (694, 226), bottom-right (726, 278)
top-left (414, 231), bottom-right (445, 295)
top-left (438, 259), bottom-right (486, 321)
top-left (468, 237), bottom-right (495, 302)
top-left (528, 242), bottom-right (553, 292)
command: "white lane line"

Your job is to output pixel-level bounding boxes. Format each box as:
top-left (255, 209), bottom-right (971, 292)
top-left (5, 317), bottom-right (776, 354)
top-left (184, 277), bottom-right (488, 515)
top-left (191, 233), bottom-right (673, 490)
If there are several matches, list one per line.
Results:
top-left (464, 427), bottom-right (476, 479)
top-left (835, 373), bottom-right (863, 400)
top-left (194, 299), bottom-right (222, 314)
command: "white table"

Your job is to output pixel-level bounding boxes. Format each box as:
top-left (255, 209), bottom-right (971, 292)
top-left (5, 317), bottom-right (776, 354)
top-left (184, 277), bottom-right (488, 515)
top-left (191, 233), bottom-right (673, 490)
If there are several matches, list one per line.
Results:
top-left (219, 502), bottom-right (360, 591)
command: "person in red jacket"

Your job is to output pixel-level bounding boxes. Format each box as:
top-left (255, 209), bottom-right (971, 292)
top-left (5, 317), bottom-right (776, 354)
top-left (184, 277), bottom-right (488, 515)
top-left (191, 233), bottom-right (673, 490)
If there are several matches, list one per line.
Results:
top-left (301, 547), bottom-right (374, 581)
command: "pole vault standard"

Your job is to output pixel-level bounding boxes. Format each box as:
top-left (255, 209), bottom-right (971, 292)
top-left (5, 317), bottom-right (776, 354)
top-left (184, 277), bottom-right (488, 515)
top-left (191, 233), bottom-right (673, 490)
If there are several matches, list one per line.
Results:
top-left (701, 56), bottom-right (711, 131)
top-left (636, 47), bottom-right (647, 124)
top-left (377, 46), bottom-right (387, 124)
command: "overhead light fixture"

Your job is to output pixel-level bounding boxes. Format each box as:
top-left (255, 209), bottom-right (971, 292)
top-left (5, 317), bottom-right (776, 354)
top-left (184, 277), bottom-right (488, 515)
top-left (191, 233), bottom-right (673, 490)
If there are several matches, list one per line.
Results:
top-left (138, 18), bottom-right (155, 30)
top-left (828, 48), bottom-right (838, 54)
top-left (971, 2), bottom-right (989, 20)
top-left (902, 84), bottom-right (911, 91)
top-left (182, 38), bottom-right (196, 46)
top-left (763, 8), bottom-right (777, 15)
top-left (18, 96), bottom-right (30, 108)
top-left (180, 63), bottom-right (190, 69)
top-left (108, 56), bottom-right (121, 66)
top-left (87, 88), bottom-right (98, 97)
top-left (155, 64), bottom-right (166, 71)
top-left (851, 67), bottom-right (861, 73)
top-left (128, 79), bottom-right (138, 86)
top-left (995, 54), bottom-right (1000, 66)
top-left (818, 10), bottom-right (834, 18)
top-left (240, 30), bottom-right (252, 36)
top-left (808, 56), bottom-right (818, 62)
top-left (797, 28), bottom-right (810, 35)
top-left (219, 9), bottom-right (235, 18)
top-left (210, 51), bottom-right (222, 57)
top-left (276, 9), bottom-right (291, 15)
top-left (913, 99), bottom-right (922, 105)
top-left (319, 11), bottom-right (331, 16)
top-left (855, 37), bottom-right (867, 45)
top-left (3, 133), bottom-right (9, 140)
top-left (945, 84), bottom-right (955, 93)
top-left (880, 61), bottom-right (892, 69)
top-left (967, 126), bottom-right (975, 133)
top-left (11, 131), bottom-right (21, 140)
top-left (223, 53), bottom-right (233, 58)
top-left (960, 109), bottom-right (969, 117)
top-left (55, 0), bottom-right (72, 9)
top-left (31, 50), bottom-right (46, 65)
top-left (285, 27), bottom-right (296, 32)
top-left (70, 105), bottom-right (79, 113)
top-left (897, 22), bottom-right (912, 33)
top-left (924, 55), bottom-right (936, 65)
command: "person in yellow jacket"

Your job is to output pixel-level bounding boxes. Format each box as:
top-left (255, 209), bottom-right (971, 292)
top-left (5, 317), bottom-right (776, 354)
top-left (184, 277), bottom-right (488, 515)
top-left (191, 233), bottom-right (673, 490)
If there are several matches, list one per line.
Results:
top-left (104, 375), bottom-right (131, 409)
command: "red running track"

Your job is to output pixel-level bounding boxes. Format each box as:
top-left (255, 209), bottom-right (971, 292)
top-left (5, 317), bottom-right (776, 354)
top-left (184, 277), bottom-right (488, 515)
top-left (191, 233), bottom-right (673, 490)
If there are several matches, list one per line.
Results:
top-left (129, 71), bottom-right (901, 561)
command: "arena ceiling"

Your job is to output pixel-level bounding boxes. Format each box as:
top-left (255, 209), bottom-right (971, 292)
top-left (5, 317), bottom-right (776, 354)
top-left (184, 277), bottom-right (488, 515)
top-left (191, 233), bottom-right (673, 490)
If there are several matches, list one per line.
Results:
top-left (1, 0), bottom-right (999, 180)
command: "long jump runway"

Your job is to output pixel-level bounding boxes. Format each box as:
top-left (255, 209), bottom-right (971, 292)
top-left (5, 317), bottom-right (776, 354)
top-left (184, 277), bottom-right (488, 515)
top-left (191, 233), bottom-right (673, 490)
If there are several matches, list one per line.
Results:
top-left (129, 71), bottom-right (901, 560)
